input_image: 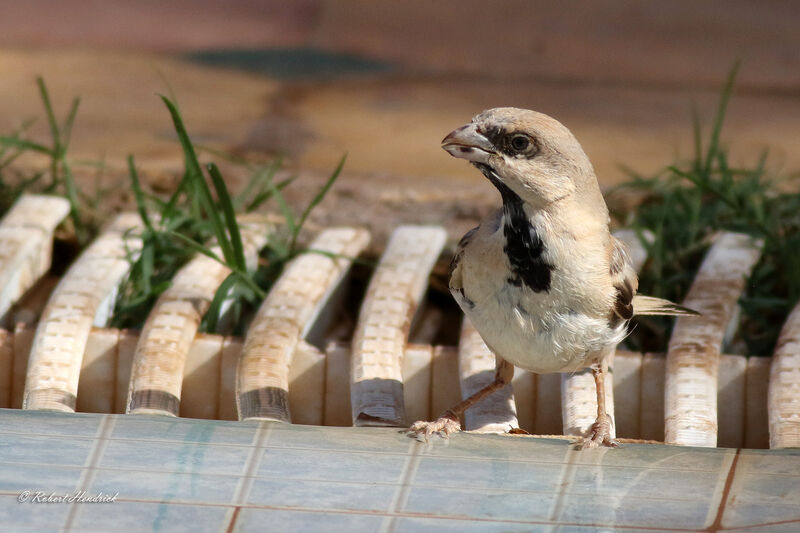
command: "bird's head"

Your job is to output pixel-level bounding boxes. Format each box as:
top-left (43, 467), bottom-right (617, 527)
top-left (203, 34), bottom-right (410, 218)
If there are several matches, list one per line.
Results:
top-left (442, 107), bottom-right (601, 209)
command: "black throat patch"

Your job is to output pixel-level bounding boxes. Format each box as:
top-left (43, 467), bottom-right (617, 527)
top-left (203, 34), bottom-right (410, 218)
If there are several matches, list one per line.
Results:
top-left (474, 163), bottom-right (553, 293)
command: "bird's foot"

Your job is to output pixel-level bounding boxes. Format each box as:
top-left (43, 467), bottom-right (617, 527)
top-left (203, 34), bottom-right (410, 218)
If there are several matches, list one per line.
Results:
top-left (581, 414), bottom-right (620, 449)
top-left (408, 411), bottom-right (461, 441)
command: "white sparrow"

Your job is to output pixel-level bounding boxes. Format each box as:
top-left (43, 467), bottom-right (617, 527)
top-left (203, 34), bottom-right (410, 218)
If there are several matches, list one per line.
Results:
top-left (410, 107), bottom-right (697, 448)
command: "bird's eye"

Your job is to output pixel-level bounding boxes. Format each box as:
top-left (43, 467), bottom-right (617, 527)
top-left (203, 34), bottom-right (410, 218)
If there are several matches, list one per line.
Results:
top-left (510, 135), bottom-right (530, 152)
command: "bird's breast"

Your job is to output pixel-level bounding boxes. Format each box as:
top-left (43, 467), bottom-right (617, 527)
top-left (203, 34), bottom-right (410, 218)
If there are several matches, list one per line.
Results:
top-left (452, 211), bottom-right (624, 373)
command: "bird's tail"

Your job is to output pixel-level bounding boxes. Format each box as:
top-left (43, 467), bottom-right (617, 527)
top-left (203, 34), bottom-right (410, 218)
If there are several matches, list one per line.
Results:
top-left (632, 295), bottom-right (700, 317)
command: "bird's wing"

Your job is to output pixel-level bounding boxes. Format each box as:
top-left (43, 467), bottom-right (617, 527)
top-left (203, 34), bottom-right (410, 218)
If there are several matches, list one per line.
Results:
top-left (609, 235), bottom-right (637, 324)
top-left (448, 226), bottom-right (478, 297)
top-left (609, 236), bottom-right (700, 319)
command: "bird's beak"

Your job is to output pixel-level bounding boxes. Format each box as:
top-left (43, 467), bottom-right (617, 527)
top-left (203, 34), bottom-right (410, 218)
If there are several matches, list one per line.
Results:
top-left (441, 124), bottom-right (494, 163)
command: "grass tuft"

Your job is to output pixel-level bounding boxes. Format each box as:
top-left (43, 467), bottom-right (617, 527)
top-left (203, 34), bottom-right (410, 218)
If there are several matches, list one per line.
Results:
top-left (0, 79), bottom-right (346, 334)
top-left (610, 64), bottom-right (800, 355)
top-left (112, 94), bottom-right (343, 334)
top-left (0, 77), bottom-right (102, 243)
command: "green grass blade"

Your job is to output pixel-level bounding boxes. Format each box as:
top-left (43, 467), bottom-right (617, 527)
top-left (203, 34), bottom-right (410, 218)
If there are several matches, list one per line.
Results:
top-left (159, 94), bottom-right (235, 264)
top-left (61, 97), bottom-right (81, 149)
top-left (196, 144), bottom-right (256, 169)
top-left (0, 118), bottom-right (35, 160)
top-left (128, 155), bottom-right (155, 233)
top-left (690, 102), bottom-right (703, 171)
top-left (245, 175), bottom-right (295, 212)
top-left (60, 157), bottom-right (87, 241)
top-left (36, 77), bottom-right (62, 154)
top-left (207, 162), bottom-right (247, 271)
top-left (138, 243), bottom-right (155, 295)
top-left (202, 272), bottom-right (239, 333)
top-left (234, 158), bottom-right (281, 210)
top-left (704, 61), bottom-right (740, 173)
top-left (167, 230), bottom-right (224, 264)
top-left (300, 247), bottom-right (375, 267)
top-left (0, 136), bottom-right (52, 155)
top-left (265, 179), bottom-right (296, 242)
top-left (290, 153), bottom-right (346, 252)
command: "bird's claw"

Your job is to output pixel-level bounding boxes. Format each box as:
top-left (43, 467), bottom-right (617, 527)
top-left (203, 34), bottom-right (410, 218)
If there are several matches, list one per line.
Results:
top-left (581, 414), bottom-right (620, 449)
top-left (407, 411), bottom-right (461, 441)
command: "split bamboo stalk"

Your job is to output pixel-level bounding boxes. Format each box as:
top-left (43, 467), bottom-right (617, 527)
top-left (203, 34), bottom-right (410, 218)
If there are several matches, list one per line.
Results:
top-left (350, 225), bottom-right (446, 427)
top-left (403, 343), bottom-right (433, 426)
top-left (127, 216), bottom-right (270, 416)
top-left (0, 329), bottom-right (13, 408)
top-left (768, 302), bottom-right (800, 448)
top-left (23, 213), bottom-right (143, 412)
top-left (430, 345), bottom-right (460, 420)
top-left (180, 333), bottom-right (224, 420)
top-left (218, 337), bottom-right (242, 420)
top-left (288, 340), bottom-right (326, 425)
top-left (718, 354), bottom-right (746, 448)
top-left (612, 350), bottom-right (643, 438)
top-left (746, 356), bottom-right (770, 449)
top-left (458, 318), bottom-right (518, 433)
top-left (0, 195), bottom-right (69, 324)
top-left (324, 341), bottom-right (353, 426)
top-left (76, 327), bottom-right (119, 414)
top-left (665, 232), bottom-right (762, 447)
top-left (512, 368), bottom-right (536, 432)
top-left (640, 353), bottom-right (666, 441)
top-left (534, 373), bottom-right (562, 435)
top-left (237, 227), bottom-right (369, 421)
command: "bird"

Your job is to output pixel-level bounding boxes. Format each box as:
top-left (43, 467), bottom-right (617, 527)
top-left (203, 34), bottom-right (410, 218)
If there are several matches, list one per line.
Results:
top-left (409, 107), bottom-right (697, 448)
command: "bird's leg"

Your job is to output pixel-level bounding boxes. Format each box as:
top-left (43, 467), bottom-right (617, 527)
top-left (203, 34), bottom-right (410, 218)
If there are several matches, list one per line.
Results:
top-left (409, 358), bottom-right (514, 439)
top-left (582, 363), bottom-right (620, 449)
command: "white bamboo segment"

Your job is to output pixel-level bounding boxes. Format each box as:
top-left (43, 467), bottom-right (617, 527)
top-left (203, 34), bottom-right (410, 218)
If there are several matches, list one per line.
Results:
top-left (115, 330), bottom-right (137, 414)
top-left (180, 333), bottom-right (223, 420)
top-left (127, 216), bottom-right (270, 416)
top-left (0, 329), bottom-right (13, 407)
top-left (403, 343), bottom-right (433, 425)
top-left (768, 302), bottom-right (800, 448)
top-left (218, 337), bottom-right (241, 421)
top-left (238, 227), bottom-right (370, 421)
top-left (11, 324), bottom-right (33, 409)
top-left (430, 345), bottom-right (461, 420)
top-left (665, 232), bottom-right (762, 447)
top-left (718, 354), bottom-right (746, 448)
top-left (76, 327), bottom-right (119, 414)
top-left (409, 306), bottom-right (443, 345)
top-left (0, 195), bottom-right (69, 324)
top-left (288, 340), bottom-right (326, 425)
top-left (22, 213), bottom-right (143, 412)
top-left (640, 353), bottom-right (665, 441)
top-left (512, 368), bottom-right (536, 433)
top-left (324, 341), bottom-right (353, 426)
top-left (350, 225), bottom-right (446, 427)
top-left (535, 373), bottom-right (562, 435)
top-left (746, 356), bottom-right (770, 449)
top-left (613, 350), bottom-right (642, 439)
top-left (459, 318), bottom-right (518, 433)
top-left (11, 275), bottom-right (59, 327)
top-left (560, 229), bottom-right (650, 438)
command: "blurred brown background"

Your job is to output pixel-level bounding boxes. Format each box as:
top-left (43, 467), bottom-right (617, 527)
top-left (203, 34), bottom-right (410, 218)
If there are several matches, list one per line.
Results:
top-left (1, 1), bottom-right (798, 239)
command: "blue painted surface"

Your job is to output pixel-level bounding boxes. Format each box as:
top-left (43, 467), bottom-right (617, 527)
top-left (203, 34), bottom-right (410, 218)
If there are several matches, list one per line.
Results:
top-left (0, 409), bottom-right (798, 532)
